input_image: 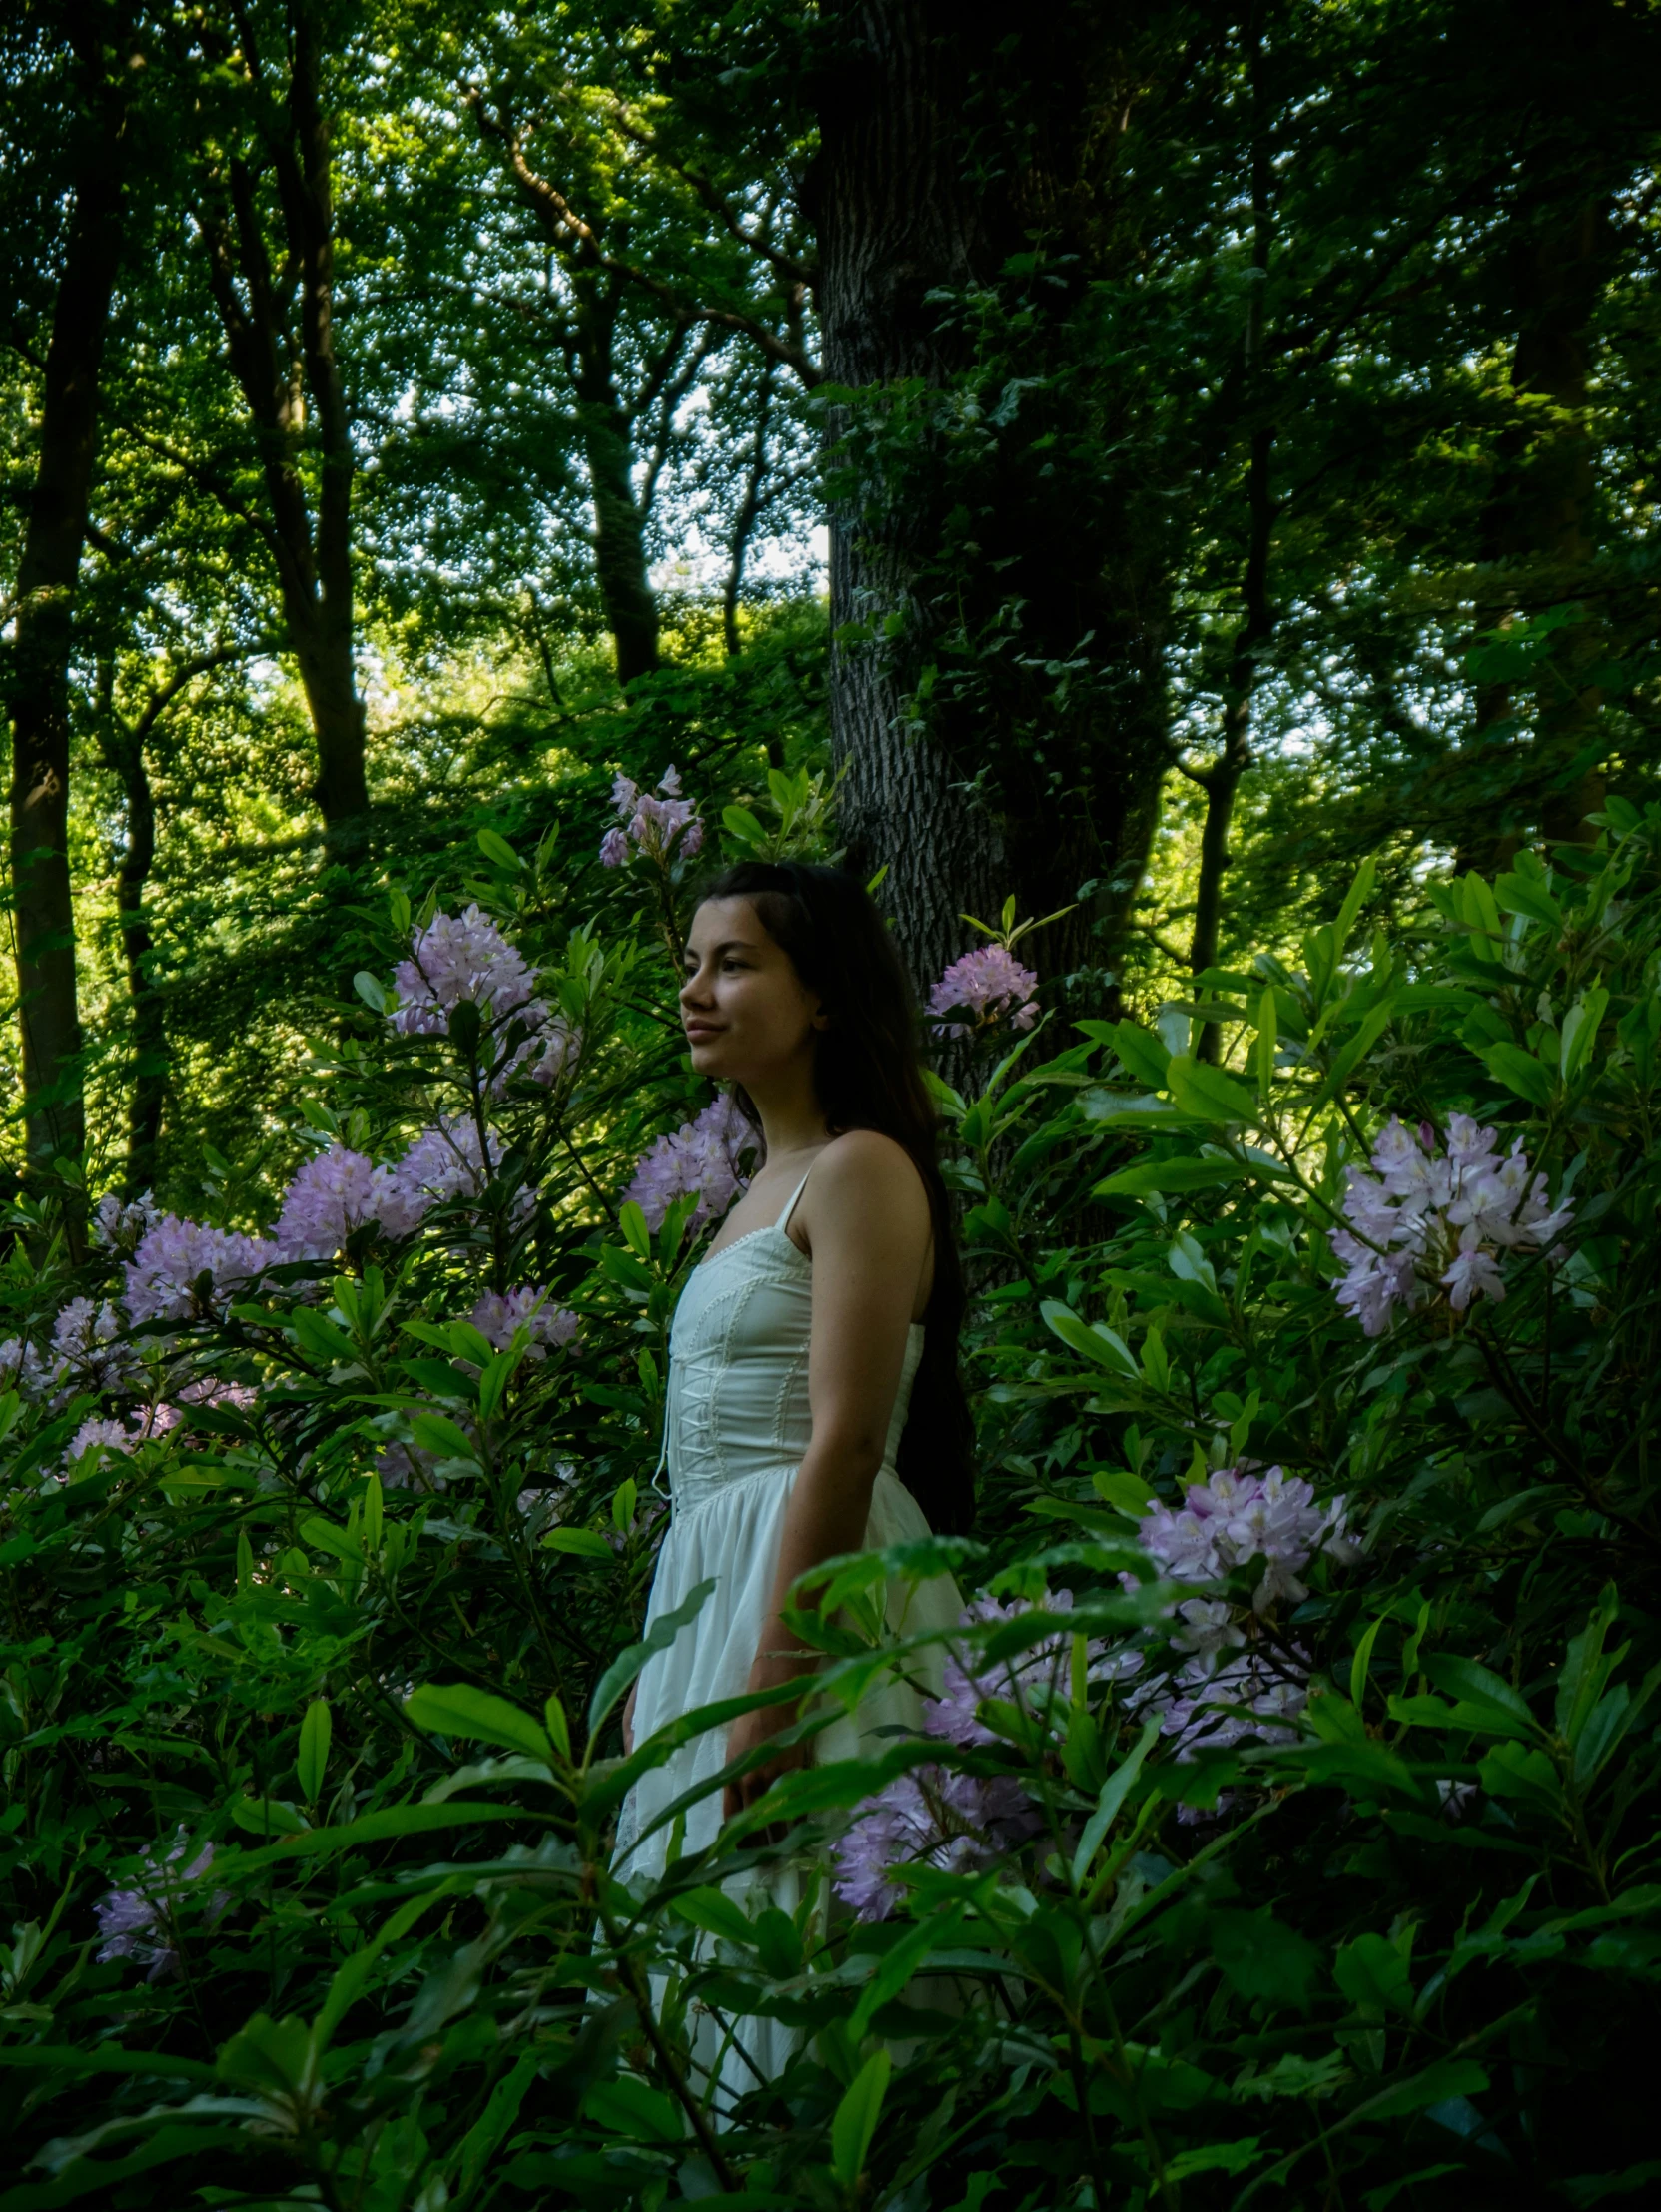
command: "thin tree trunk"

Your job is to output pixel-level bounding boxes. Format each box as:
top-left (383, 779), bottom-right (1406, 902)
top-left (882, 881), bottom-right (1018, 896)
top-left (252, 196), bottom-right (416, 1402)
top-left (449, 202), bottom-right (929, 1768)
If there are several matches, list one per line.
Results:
top-left (572, 287), bottom-right (661, 687)
top-left (198, 3), bottom-right (369, 844)
top-left (1192, 39), bottom-right (1274, 1063)
top-left (816, 0), bottom-right (1004, 993)
top-left (114, 742), bottom-right (164, 1193)
top-left (5, 19), bottom-right (131, 1186)
top-left (724, 365), bottom-right (776, 656)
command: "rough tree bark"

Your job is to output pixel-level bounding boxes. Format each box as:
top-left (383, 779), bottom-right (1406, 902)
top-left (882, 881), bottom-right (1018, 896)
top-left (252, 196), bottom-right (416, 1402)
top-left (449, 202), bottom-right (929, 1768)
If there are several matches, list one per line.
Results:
top-left (814, 0), bottom-right (1006, 992)
top-left (198, 2), bottom-right (369, 841)
top-left (5, 11), bottom-right (133, 1184)
top-left (813, 0), bottom-right (1171, 1000)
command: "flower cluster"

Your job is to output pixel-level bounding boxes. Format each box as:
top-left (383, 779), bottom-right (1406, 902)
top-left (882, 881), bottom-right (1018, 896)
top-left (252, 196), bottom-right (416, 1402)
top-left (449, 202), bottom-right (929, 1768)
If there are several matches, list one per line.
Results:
top-left (1330, 1114), bottom-right (1573, 1337)
top-left (1120, 1464), bottom-right (1359, 1757)
top-left (90, 1189), bottom-right (160, 1257)
top-left (832, 1591), bottom-right (1105, 1922)
top-left (49, 1298), bottom-right (138, 1399)
top-left (124, 1217), bottom-right (280, 1327)
top-left (623, 1094), bottom-right (751, 1231)
top-left (391, 903), bottom-right (538, 1036)
top-left (63, 1404), bottom-right (184, 1474)
top-left (469, 1286), bottom-right (579, 1358)
top-left (926, 944), bottom-right (1040, 1039)
top-left (271, 1146), bottom-right (414, 1262)
top-left (1137, 1465), bottom-right (1356, 1616)
top-left (390, 1117), bottom-right (533, 1227)
top-left (388, 906), bottom-right (574, 1089)
top-left (598, 765), bottom-right (704, 868)
top-left (0, 1336), bottom-right (47, 1400)
top-left (95, 1830), bottom-right (226, 1980)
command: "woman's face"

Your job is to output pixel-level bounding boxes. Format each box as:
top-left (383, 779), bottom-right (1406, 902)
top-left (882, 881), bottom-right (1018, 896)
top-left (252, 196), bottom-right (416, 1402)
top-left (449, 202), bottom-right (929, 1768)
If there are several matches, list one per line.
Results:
top-left (679, 897), bottom-right (825, 1087)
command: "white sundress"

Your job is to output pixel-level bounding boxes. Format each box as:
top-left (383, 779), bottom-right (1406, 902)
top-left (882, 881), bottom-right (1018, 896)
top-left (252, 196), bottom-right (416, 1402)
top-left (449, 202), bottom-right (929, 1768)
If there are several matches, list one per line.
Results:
top-left (612, 1163), bottom-right (965, 2095)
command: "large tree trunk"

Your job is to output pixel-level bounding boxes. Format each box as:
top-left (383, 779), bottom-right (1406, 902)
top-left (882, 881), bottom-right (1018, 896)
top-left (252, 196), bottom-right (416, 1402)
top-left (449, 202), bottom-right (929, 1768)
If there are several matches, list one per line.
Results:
top-left (814, 0), bottom-right (1170, 1003)
top-left (815, 0), bottom-right (1005, 994)
top-left (5, 20), bottom-right (130, 1185)
top-left (1460, 154), bottom-right (1610, 869)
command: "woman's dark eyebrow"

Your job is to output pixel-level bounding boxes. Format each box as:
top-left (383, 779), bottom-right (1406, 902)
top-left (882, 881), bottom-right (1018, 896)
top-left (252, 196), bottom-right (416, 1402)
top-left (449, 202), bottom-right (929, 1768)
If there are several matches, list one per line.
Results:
top-left (686, 937), bottom-right (756, 965)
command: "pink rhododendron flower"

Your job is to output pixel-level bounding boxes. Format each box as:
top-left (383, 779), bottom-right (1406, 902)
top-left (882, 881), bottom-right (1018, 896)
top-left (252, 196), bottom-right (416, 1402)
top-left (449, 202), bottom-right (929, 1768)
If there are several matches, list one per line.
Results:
top-left (391, 903), bottom-right (539, 1037)
top-left (124, 1216), bottom-right (280, 1326)
top-left (597, 765), bottom-right (704, 866)
top-left (623, 1094), bottom-right (751, 1231)
top-left (1329, 1113), bottom-right (1572, 1336)
top-left (0, 1338), bottom-right (47, 1400)
top-left (384, 1118), bottom-right (535, 1232)
top-left (1137, 1464), bottom-right (1355, 1616)
top-left (926, 945), bottom-right (1040, 1039)
top-left (469, 1286), bottom-right (579, 1358)
top-left (90, 1189), bottom-right (160, 1257)
top-left (271, 1145), bottom-right (406, 1262)
top-left (50, 1297), bottom-right (138, 1399)
top-left (95, 1830), bottom-right (227, 1980)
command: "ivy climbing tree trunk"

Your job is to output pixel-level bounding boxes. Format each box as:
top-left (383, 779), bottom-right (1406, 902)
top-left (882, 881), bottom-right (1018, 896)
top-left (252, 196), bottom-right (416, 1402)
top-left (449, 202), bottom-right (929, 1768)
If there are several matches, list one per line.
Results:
top-left (5, 14), bottom-right (133, 1185)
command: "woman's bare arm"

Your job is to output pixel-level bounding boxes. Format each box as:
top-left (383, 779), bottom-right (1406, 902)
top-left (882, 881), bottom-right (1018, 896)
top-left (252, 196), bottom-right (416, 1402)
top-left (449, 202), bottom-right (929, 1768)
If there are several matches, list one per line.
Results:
top-left (723, 1129), bottom-right (932, 1815)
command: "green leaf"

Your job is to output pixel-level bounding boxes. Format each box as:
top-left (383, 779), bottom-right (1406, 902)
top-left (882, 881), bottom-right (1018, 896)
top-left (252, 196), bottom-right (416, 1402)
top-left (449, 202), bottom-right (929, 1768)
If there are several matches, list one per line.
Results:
top-left (1349, 1613), bottom-right (1387, 1714)
top-left (1092, 1468), bottom-right (1158, 1519)
top-left (1210, 1911), bottom-right (1323, 2010)
top-left (229, 1796), bottom-right (310, 1838)
top-left (831, 2049), bottom-right (891, 2189)
top-left (1098, 1019), bottom-right (1171, 1089)
top-left (1071, 1714), bottom-right (1161, 1884)
top-left (1333, 854), bottom-right (1378, 945)
top-left (584, 2074), bottom-right (684, 2143)
top-left (1478, 1041), bottom-right (1555, 1106)
top-left (476, 826), bottom-right (521, 871)
top-left (588, 1579), bottom-right (717, 1736)
top-left (1423, 1654), bottom-right (1538, 1734)
top-left (410, 1411), bottom-right (477, 1463)
top-left (353, 970), bottom-right (387, 1014)
top-left (543, 1693), bottom-right (571, 1762)
top-left (1255, 986), bottom-right (1278, 1097)
top-left (300, 1516), bottom-right (361, 1564)
top-left (1560, 986), bottom-right (1609, 1082)
top-left (297, 1699), bottom-right (331, 1805)
top-left (404, 1682), bottom-right (551, 1761)
top-left (670, 1885), bottom-right (758, 1947)
top-left (1166, 1054), bottom-right (1256, 1124)
top-left (850, 1904), bottom-right (967, 2038)
top-left (618, 1199), bottom-right (652, 1261)
top-left (1094, 1154), bottom-right (1245, 1199)
top-left (1040, 1301), bottom-right (1140, 1378)
top-left (1334, 1931), bottom-right (1414, 2015)
top-left (540, 1527), bottom-right (613, 1558)
top-left (1358, 2058), bottom-right (1489, 2121)
top-left (1494, 872), bottom-right (1563, 928)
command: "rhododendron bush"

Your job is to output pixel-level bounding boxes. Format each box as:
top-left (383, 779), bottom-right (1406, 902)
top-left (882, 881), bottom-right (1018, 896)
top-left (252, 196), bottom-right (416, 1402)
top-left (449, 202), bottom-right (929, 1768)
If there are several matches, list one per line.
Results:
top-left (1, 791), bottom-right (1659, 2210)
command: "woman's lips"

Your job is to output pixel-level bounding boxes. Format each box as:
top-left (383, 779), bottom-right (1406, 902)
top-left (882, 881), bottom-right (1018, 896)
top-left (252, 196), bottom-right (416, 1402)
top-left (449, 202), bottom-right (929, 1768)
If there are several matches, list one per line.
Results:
top-left (684, 1024), bottom-right (722, 1041)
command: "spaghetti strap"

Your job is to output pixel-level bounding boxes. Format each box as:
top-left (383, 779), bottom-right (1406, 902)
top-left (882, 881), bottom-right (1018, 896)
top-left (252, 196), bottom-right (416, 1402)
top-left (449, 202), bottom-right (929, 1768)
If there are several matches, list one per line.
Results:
top-left (774, 1165), bottom-right (816, 1233)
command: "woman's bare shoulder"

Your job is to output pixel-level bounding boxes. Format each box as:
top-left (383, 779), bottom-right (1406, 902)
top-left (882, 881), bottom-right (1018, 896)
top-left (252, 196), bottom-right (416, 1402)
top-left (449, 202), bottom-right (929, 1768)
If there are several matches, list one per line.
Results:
top-left (812, 1128), bottom-right (928, 1207)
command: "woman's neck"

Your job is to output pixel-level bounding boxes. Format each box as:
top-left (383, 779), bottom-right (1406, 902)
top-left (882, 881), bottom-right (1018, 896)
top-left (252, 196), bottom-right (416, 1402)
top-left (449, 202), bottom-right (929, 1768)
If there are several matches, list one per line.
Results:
top-left (743, 1064), bottom-right (830, 1166)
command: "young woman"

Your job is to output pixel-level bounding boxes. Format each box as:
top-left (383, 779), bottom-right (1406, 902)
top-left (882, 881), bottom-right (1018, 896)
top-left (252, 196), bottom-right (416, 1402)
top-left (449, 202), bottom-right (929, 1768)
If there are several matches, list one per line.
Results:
top-left (613, 860), bottom-right (972, 2094)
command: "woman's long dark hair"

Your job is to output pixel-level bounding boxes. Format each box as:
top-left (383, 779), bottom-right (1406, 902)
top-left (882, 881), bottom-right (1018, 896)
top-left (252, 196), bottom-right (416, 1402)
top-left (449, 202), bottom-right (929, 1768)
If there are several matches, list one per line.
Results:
top-left (693, 861), bottom-right (976, 1536)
